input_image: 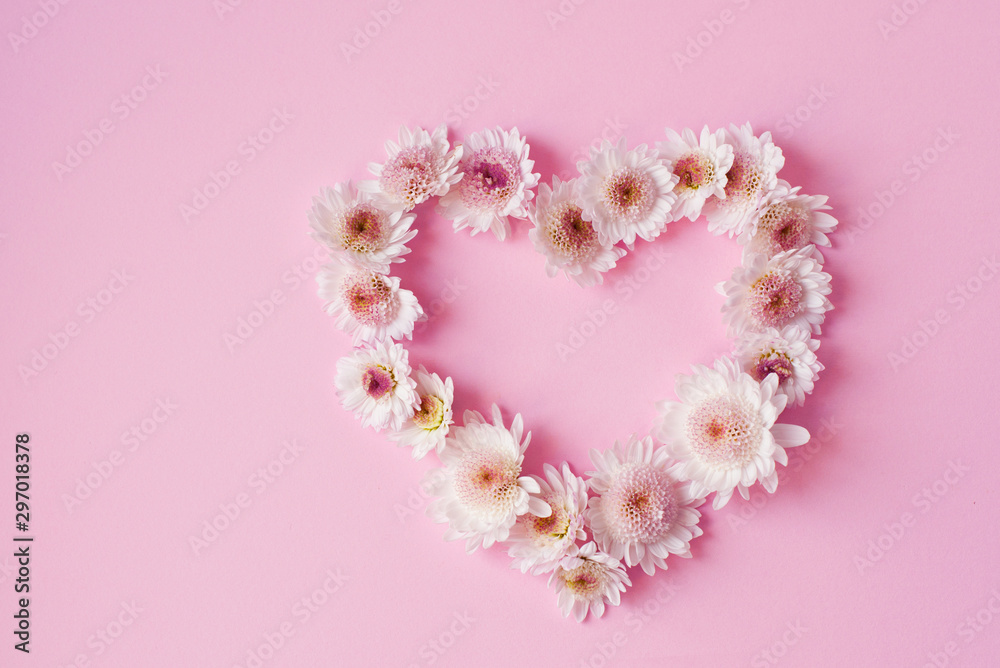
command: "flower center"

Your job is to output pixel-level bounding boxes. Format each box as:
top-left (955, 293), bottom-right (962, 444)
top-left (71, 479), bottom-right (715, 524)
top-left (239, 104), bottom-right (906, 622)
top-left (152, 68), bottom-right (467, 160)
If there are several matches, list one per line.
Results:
top-left (544, 202), bottom-right (600, 262)
top-left (524, 493), bottom-right (571, 543)
top-left (601, 464), bottom-right (678, 544)
top-left (750, 350), bottom-right (795, 384)
top-left (686, 395), bottom-right (761, 468)
top-left (722, 150), bottom-right (763, 208)
top-left (361, 364), bottom-right (395, 400)
top-left (744, 271), bottom-right (804, 329)
top-left (341, 271), bottom-right (396, 327)
top-left (460, 147), bottom-right (519, 211)
top-left (337, 204), bottom-right (386, 253)
top-left (755, 202), bottom-right (811, 254)
top-left (381, 146), bottom-right (437, 208)
top-left (562, 561), bottom-right (605, 599)
top-left (673, 152), bottom-right (714, 194)
top-left (454, 448), bottom-right (520, 516)
top-left (602, 167), bottom-right (654, 222)
top-left (412, 394), bottom-right (445, 430)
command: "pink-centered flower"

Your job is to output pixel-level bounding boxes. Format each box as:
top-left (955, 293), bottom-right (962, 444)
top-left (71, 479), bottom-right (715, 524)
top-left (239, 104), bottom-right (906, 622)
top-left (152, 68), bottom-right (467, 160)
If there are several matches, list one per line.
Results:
top-left (656, 126), bottom-right (734, 222)
top-left (703, 123), bottom-right (785, 237)
top-left (717, 245), bottom-right (832, 337)
top-left (586, 435), bottom-right (705, 575)
top-left (577, 137), bottom-right (678, 248)
top-left (316, 262), bottom-right (423, 346)
top-left (358, 123), bottom-right (463, 212)
top-left (528, 176), bottom-right (626, 287)
top-left (334, 340), bottom-right (418, 432)
top-left (436, 127), bottom-right (540, 241)
top-left (738, 180), bottom-right (838, 262)
top-left (734, 326), bottom-right (823, 407)
top-left (653, 357), bottom-right (810, 509)
top-left (506, 462), bottom-right (589, 574)
top-left (425, 405), bottom-right (551, 553)
top-left (308, 181), bottom-right (416, 273)
top-left (388, 366), bottom-right (454, 460)
top-left (548, 542), bottom-right (631, 622)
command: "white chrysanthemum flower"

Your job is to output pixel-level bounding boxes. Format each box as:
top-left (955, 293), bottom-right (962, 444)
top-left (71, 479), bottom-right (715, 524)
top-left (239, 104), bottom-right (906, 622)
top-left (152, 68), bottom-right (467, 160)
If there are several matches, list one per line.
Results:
top-left (717, 245), bottom-right (832, 337)
top-left (358, 124), bottom-right (463, 212)
top-left (735, 326), bottom-right (823, 407)
top-left (527, 176), bottom-right (626, 287)
top-left (703, 123), bottom-right (785, 237)
top-left (334, 340), bottom-right (418, 432)
top-left (577, 137), bottom-right (678, 248)
top-left (388, 365), bottom-right (454, 460)
top-left (425, 405), bottom-right (551, 553)
top-left (585, 436), bottom-right (704, 576)
top-left (316, 262), bottom-right (423, 346)
top-left (308, 181), bottom-right (416, 273)
top-left (653, 357), bottom-right (810, 510)
top-left (548, 542), bottom-right (631, 622)
top-left (436, 127), bottom-right (540, 241)
top-left (506, 462), bottom-right (589, 574)
top-left (738, 180), bottom-right (838, 262)
top-left (656, 126), bottom-right (734, 222)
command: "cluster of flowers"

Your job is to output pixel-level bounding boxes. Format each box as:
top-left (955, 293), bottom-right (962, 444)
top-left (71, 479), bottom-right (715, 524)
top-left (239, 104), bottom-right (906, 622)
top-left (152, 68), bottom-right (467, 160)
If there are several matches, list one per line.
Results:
top-left (309, 122), bottom-right (836, 622)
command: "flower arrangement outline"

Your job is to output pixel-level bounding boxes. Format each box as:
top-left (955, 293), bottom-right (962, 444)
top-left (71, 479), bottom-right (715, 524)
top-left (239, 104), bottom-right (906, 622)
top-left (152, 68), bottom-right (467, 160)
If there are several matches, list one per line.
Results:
top-left (308, 122), bottom-right (836, 621)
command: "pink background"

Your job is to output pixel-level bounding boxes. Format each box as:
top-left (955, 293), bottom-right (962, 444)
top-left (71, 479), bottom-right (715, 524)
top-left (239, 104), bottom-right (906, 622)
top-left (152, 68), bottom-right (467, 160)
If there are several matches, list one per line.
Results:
top-left (3, 0), bottom-right (999, 666)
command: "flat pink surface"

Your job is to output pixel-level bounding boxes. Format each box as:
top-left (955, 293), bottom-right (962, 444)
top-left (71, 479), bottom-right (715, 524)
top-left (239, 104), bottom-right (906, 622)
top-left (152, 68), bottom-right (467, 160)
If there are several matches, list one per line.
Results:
top-left (3, 1), bottom-right (999, 666)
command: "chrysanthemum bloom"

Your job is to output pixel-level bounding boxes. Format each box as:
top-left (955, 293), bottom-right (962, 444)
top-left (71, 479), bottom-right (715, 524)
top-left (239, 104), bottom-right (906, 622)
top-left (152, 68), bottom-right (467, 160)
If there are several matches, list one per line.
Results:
top-left (735, 326), bottom-right (823, 407)
top-left (506, 462), bottom-right (589, 574)
top-left (425, 405), bottom-right (551, 553)
top-left (738, 180), bottom-right (838, 262)
top-left (577, 137), bottom-right (678, 248)
top-left (334, 340), bottom-right (418, 432)
top-left (528, 176), bottom-right (626, 287)
top-left (717, 245), bottom-right (832, 338)
top-left (656, 126), bottom-right (734, 222)
top-left (436, 127), bottom-right (540, 241)
top-left (316, 262), bottom-right (423, 346)
top-left (358, 124), bottom-right (464, 212)
top-left (548, 542), bottom-right (631, 622)
top-left (653, 357), bottom-right (810, 509)
top-left (388, 365), bottom-right (454, 460)
top-left (308, 181), bottom-right (416, 273)
top-left (585, 436), bottom-right (704, 575)
top-left (703, 123), bottom-right (784, 237)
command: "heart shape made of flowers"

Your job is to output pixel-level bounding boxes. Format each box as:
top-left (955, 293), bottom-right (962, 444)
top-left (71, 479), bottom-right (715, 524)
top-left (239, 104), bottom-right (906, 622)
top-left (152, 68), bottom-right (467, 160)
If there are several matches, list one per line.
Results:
top-left (308, 123), bottom-right (836, 622)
